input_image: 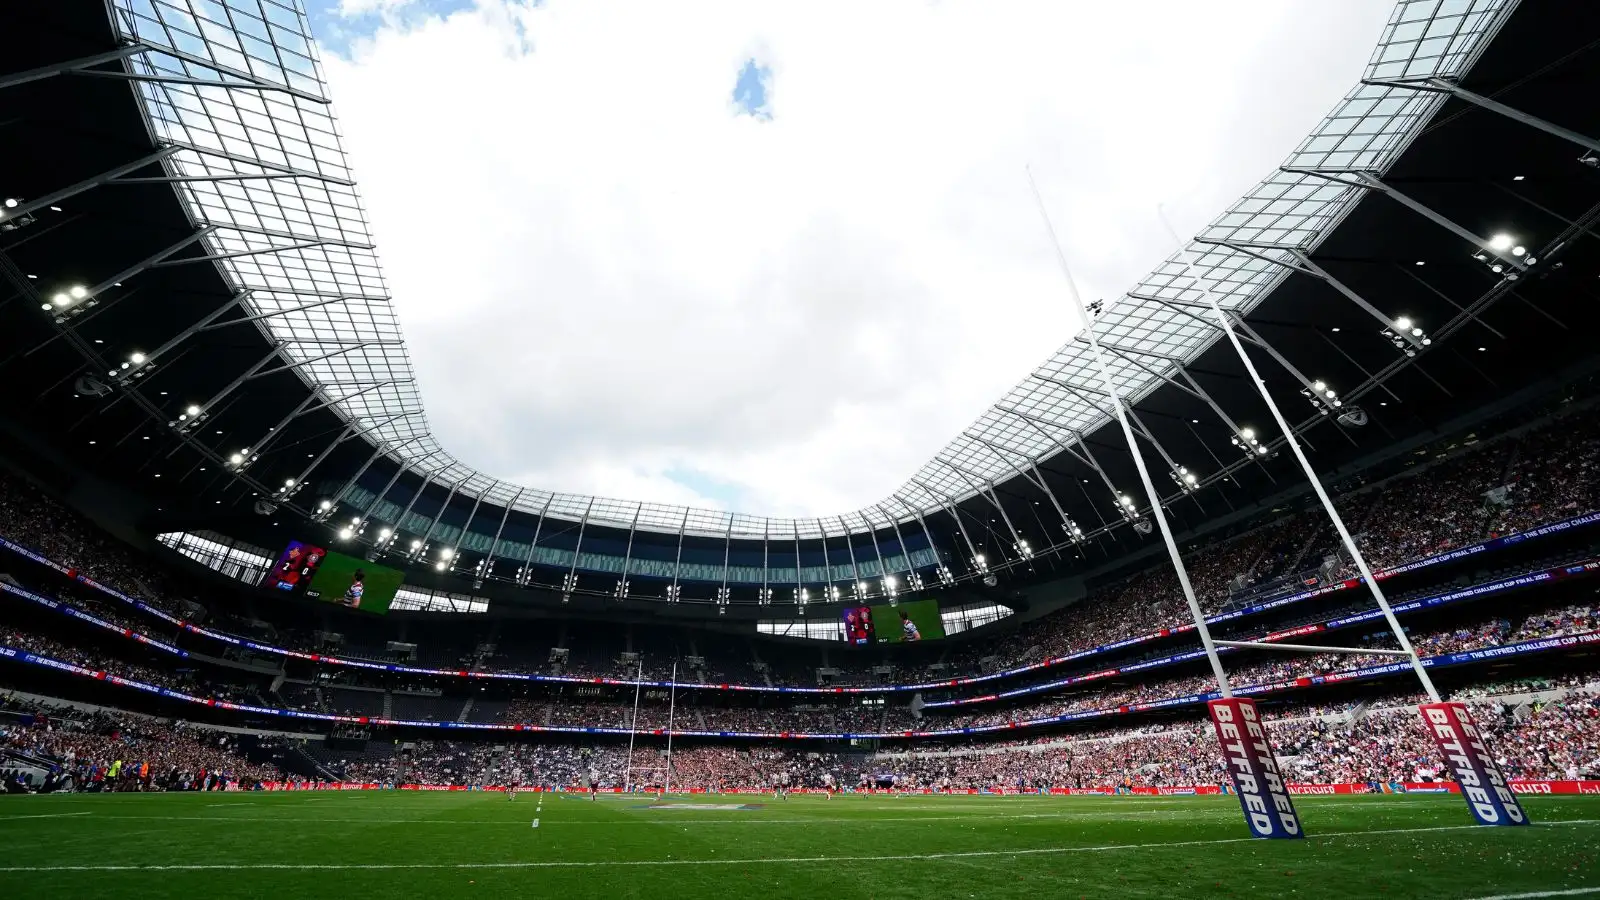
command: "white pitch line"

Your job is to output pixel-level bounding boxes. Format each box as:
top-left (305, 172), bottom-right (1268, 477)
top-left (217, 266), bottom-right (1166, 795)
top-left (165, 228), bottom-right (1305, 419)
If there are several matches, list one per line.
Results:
top-left (1, 819), bottom-right (1594, 872)
top-left (0, 812), bottom-right (92, 822)
top-left (39, 808), bottom-right (1210, 827)
top-left (1459, 883), bottom-right (1600, 890)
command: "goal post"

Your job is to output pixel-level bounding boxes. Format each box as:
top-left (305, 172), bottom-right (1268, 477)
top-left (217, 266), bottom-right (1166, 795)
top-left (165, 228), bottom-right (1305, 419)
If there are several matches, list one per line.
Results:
top-left (1161, 207), bottom-right (1530, 828)
top-left (1031, 172), bottom-right (1302, 839)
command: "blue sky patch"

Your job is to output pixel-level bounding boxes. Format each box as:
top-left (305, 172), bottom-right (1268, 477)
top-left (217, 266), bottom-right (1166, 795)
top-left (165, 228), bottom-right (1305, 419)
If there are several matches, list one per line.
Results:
top-left (309, 0), bottom-right (478, 56)
top-left (732, 58), bottom-right (772, 120)
top-left (663, 467), bottom-right (745, 509)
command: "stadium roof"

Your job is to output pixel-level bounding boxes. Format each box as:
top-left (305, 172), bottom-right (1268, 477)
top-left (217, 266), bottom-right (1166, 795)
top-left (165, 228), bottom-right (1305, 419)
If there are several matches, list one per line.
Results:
top-left (3, 0), bottom-right (1599, 603)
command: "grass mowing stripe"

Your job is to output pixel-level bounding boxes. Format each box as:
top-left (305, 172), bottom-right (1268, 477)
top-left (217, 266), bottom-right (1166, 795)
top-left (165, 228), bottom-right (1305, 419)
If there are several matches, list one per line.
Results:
top-left (0, 812), bottom-right (93, 821)
top-left (2, 818), bottom-right (1594, 872)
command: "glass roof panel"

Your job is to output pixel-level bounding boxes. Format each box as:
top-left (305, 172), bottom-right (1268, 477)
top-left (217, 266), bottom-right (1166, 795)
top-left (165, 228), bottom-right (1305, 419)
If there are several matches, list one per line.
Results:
top-left (109, 0), bottom-right (1514, 536)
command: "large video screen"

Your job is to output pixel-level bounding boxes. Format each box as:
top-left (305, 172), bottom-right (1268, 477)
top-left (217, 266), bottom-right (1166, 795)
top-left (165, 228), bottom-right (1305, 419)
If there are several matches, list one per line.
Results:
top-left (871, 598), bottom-right (944, 643)
top-left (264, 542), bottom-right (402, 615)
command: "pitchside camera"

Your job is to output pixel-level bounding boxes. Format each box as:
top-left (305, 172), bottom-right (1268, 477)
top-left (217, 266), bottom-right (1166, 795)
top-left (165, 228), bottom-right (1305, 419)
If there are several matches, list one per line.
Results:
top-left (1337, 406), bottom-right (1369, 428)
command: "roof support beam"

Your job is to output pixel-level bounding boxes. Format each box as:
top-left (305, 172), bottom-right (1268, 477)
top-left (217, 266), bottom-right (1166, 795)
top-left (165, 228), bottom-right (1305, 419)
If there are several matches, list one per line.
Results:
top-left (817, 518), bottom-right (834, 596)
top-left (964, 433), bottom-right (1075, 542)
top-left (994, 404), bottom-right (1122, 506)
top-left (874, 503), bottom-right (916, 578)
top-left (1031, 371), bottom-right (1184, 475)
top-left (456, 489), bottom-right (487, 573)
top-left (232, 287), bottom-right (389, 303)
top-left (663, 507), bottom-right (689, 596)
top-left (760, 518), bottom-right (771, 604)
top-left (887, 494), bottom-right (950, 581)
top-left (792, 522), bottom-right (803, 602)
top-left (120, 40), bottom-right (328, 103)
top-left (249, 382), bottom-right (393, 464)
top-left (210, 221), bottom-right (374, 251)
top-left (354, 450), bottom-right (430, 535)
top-left (517, 495), bottom-right (557, 586)
top-left (148, 239), bottom-right (342, 268)
top-left (837, 516), bottom-right (865, 595)
top-left (1088, 338), bottom-right (1244, 434)
top-left (719, 516), bottom-right (735, 602)
top-left (65, 227), bottom-right (217, 316)
top-left (247, 342), bottom-right (385, 382)
top-left (326, 436), bottom-right (420, 522)
top-left (864, 514), bottom-right (890, 588)
top-left (935, 454), bottom-right (1026, 559)
top-left (1197, 237), bottom-right (1426, 346)
top-left (0, 146), bottom-right (178, 224)
top-left (1283, 167), bottom-right (1526, 272)
top-left (293, 417), bottom-right (415, 512)
top-left (390, 468), bottom-right (443, 555)
top-left (617, 506), bottom-right (643, 597)
top-left (196, 296), bottom-right (356, 331)
top-left (127, 291), bottom-right (249, 371)
top-left (191, 343), bottom-right (283, 419)
top-left (77, 68), bottom-right (316, 98)
top-left (109, 172), bottom-right (313, 185)
top-left (906, 478), bottom-right (983, 570)
top-left (483, 487), bottom-right (526, 570)
top-left (0, 44), bottom-right (150, 91)
top-left (562, 499), bottom-right (596, 595)
top-left (162, 144), bottom-right (355, 188)
top-left (415, 475), bottom-right (463, 561)
top-left (1364, 76), bottom-right (1600, 155)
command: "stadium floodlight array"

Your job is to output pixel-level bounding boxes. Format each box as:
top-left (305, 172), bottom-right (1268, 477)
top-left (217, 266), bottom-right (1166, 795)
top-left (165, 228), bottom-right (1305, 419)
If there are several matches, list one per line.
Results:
top-left (1028, 170), bottom-right (1301, 840)
top-left (1163, 211), bottom-right (1529, 832)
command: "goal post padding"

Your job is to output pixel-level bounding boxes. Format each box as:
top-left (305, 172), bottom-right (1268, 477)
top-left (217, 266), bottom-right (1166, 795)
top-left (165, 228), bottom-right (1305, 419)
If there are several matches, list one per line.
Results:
top-left (1418, 702), bottom-right (1530, 826)
top-left (1207, 697), bottom-right (1304, 839)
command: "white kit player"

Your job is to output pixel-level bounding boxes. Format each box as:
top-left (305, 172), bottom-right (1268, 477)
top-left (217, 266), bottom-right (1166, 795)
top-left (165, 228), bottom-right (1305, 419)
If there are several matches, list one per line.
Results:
top-left (823, 772), bottom-right (836, 799)
top-left (898, 611), bottom-right (921, 642)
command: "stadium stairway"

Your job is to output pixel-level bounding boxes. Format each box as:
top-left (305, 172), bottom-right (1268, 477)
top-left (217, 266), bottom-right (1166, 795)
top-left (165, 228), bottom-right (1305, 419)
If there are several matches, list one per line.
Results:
top-left (381, 691), bottom-right (394, 719)
top-left (456, 697), bottom-right (474, 723)
top-left (286, 743), bottom-right (338, 782)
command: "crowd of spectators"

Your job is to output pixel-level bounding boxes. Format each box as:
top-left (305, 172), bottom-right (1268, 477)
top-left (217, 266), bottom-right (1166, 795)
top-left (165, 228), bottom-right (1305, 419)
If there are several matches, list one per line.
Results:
top-left (4, 679), bottom-right (1595, 793)
top-left (2, 399), bottom-right (1598, 694)
top-left (1, 697), bottom-right (279, 791)
top-left (4, 583), bottom-right (1597, 736)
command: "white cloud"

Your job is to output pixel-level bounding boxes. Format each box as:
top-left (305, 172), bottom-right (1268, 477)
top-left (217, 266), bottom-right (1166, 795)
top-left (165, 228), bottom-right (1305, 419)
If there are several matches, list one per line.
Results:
top-left (320, 0), bottom-right (1395, 518)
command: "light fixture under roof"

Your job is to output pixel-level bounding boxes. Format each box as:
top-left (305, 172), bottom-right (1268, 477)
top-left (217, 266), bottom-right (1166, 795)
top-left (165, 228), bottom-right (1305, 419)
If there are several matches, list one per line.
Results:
top-left (1512, 175), bottom-right (1525, 181)
top-left (1487, 233), bottom-right (1514, 252)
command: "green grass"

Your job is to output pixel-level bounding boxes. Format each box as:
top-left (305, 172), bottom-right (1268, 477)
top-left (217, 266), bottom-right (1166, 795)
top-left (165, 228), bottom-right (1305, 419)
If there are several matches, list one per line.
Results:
top-left (1, 791), bottom-right (1596, 899)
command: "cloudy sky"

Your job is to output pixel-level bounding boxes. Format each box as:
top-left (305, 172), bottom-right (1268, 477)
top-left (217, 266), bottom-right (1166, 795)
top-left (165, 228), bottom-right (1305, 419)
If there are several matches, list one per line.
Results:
top-left (306, 0), bottom-right (1396, 518)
